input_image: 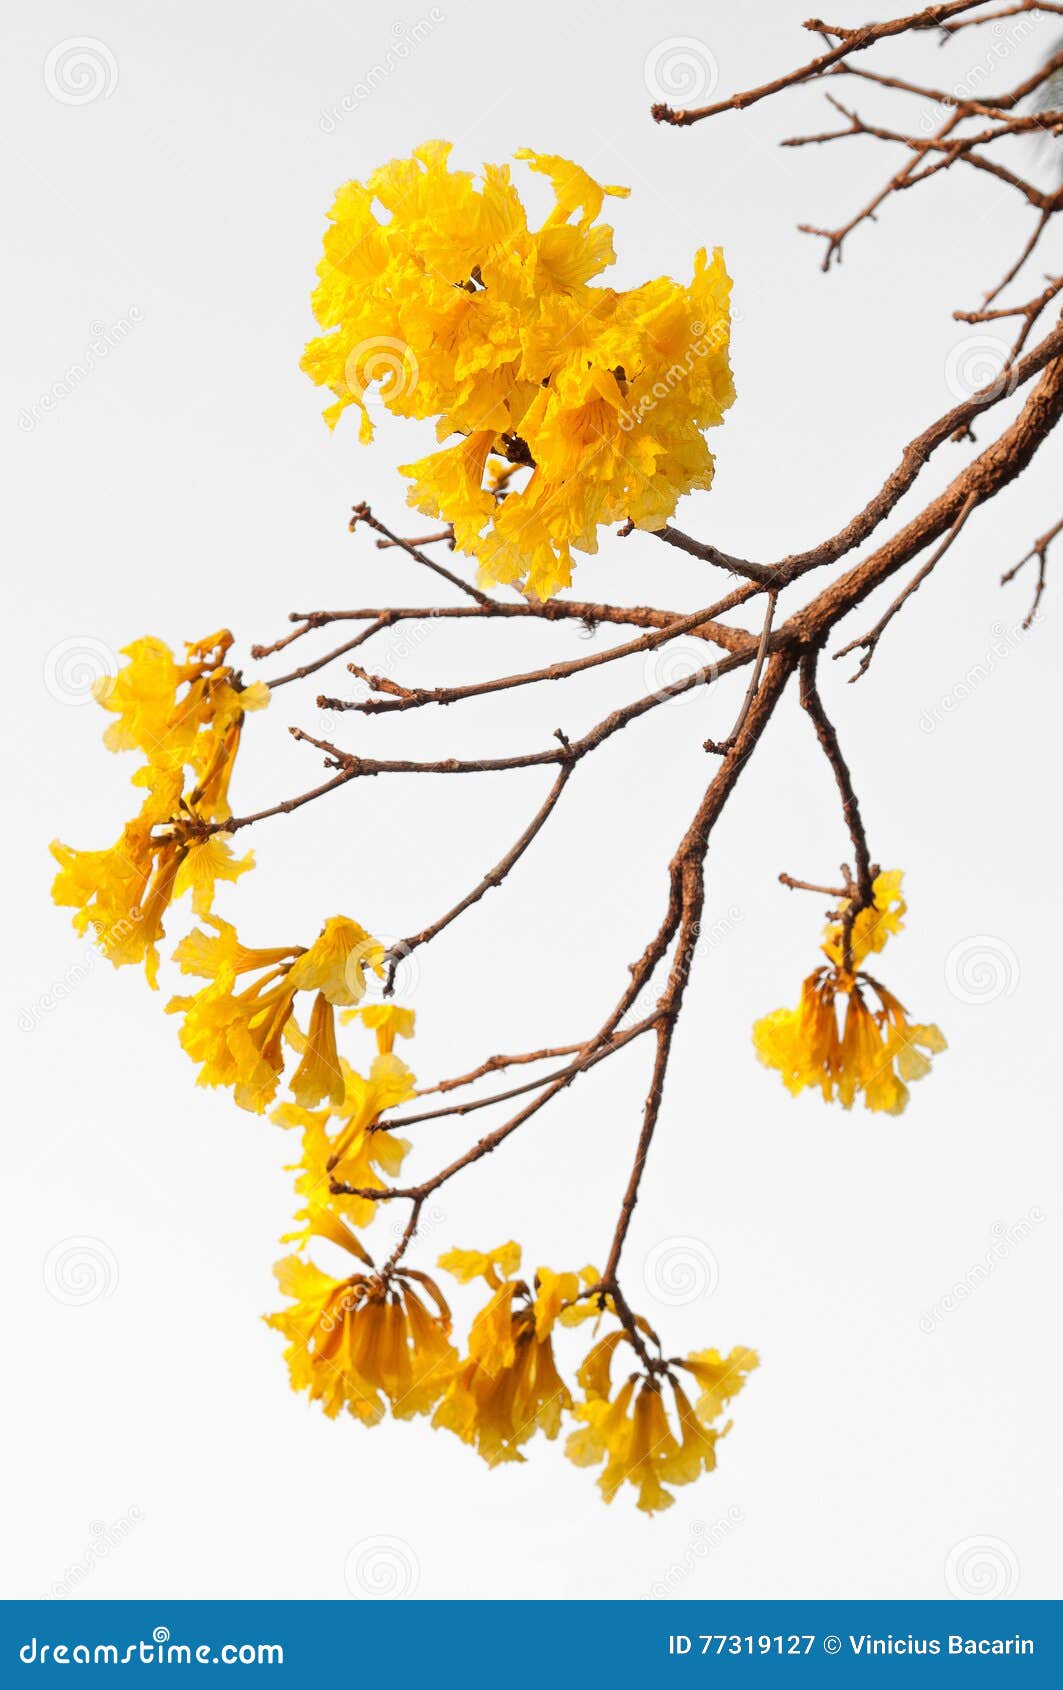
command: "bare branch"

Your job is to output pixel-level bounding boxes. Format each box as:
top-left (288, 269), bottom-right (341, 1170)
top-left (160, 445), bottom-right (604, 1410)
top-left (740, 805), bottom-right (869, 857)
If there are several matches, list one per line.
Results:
top-left (1001, 513), bottom-right (1062, 625)
top-left (650, 2), bottom-right (990, 126)
top-left (382, 751), bottom-right (576, 989)
top-left (798, 654), bottom-right (874, 921)
top-left (832, 493), bottom-right (979, 679)
top-left (349, 502), bottom-right (494, 606)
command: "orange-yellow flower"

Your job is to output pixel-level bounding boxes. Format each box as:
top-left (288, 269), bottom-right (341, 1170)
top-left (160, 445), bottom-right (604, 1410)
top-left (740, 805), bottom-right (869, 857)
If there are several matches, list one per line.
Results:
top-left (50, 630), bottom-right (268, 983)
top-left (275, 1046), bottom-right (416, 1232)
top-left (754, 870), bottom-right (946, 1113)
top-left (432, 1244), bottom-right (578, 1465)
top-left (566, 1332), bottom-right (758, 1514)
top-left (167, 914), bottom-right (385, 1113)
top-left (267, 1211), bottom-right (456, 1423)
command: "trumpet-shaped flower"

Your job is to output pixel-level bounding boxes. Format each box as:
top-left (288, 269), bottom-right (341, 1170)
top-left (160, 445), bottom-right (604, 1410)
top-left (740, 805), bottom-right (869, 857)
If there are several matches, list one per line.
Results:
top-left (566, 1336), bottom-right (758, 1514)
top-left (753, 967), bottom-right (946, 1114)
top-left (342, 1003), bottom-right (416, 1054)
top-left (51, 630), bottom-right (269, 982)
top-left (432, 1244), bottom-right (577, 1464)
top-left (267, 1212), bottom-right (456, 1422)
top-left (754, 869), bottom-right (945, 1113)
top-left (275, 1046), bottom-right (416, 1231)
top-left (167, 913), bottom-right (385, 1112)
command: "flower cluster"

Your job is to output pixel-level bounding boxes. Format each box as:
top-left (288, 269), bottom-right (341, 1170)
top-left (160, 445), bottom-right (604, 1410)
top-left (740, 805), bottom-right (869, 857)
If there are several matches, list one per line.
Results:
top-left (50, 631), bottom-right (268, 986)
top-left (275, 1002), bottom-right (416, 1231)
top-left (49, 633), bottom-right (395, 1119)
top-left (301, 143), bottom-right (735, 599)
top-left (269, 1223), bottom-right (758, 1513)
top-left (753, 870), bottom-right (947, 1114)
top-left (267, 1212), bottom-right (457, 1425)
top-left (566, 1332), bottom-right (757, 1516)
top-left (167, 913), bottom-right (387, 1114)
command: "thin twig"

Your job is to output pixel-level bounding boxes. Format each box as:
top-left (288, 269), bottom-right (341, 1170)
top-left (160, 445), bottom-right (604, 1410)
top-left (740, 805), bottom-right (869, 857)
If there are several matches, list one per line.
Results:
top-left (1001, 513), bottom-right (1061, 626)
top-left (382, 750), bottom-right (576, 990)
top-left (349, 502), bottom-right (493, 606)
top-left (832, 493), bottom-right (979, 679)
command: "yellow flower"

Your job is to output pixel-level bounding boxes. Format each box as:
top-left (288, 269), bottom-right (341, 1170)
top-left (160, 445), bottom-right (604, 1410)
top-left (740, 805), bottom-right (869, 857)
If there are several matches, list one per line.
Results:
top-left (288, 915), bottom-right (384, 1006)
top-left (50, 824), bottom-right (152, 957)
top-left (166, 912), bottom-right (385, 1112)
top-left (340, 1002), bottom-right (416, 1055)
top-left (682, 1346), bottom-right (762, 1421)
top-left (432, 1244), bottom-right (575, 1464)
top-left (267, 1211), bottom-right (456, 1423)
top-left (51, 629), bottom-right (270, 980)
top-left (168, 974), bottom-right (296, 1113)
top-left (753, 968), bottom-right (946, 1114)
top-left (171, 836), bottom-right (254, 919)
top-left (755, 868), bottom-right (945, 1113)
top-left (302, 144), bottom-right (734, 599)
top-left (566, 1336), bottom-right (758, 1514)
top-left (289, 988), bottom-right (344, 1107)
top-left (170, 913), bottom-right (294, 983)
top-left (275, 1048), bottom-right (415, 1231)
top-left (93, 636), bottom-right (182, 758)
top-left (437, 1241), bottom-right (522, 1286)
top-left (49, 824), bottom-right (190, 989)
top-left (823, 868), bottom-right (907, 970)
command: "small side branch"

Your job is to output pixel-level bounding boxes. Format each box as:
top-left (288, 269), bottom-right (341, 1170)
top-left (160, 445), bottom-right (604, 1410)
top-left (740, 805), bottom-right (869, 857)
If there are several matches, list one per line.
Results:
top-left (705, 590), bottom-right (778, 754)
top-left (349, 502), bottom-right (493, 606)
top-left (650, 2), bottom-right (989, 126)
top-left (798, 653), bottom-right (874, 935)
top-left (955, 276), bottom-right (1063, 360)
top-left (383, 749), bottom-right (576, 990)
top-left (1001, 514), bottom-right (1061, 627)
top-left (326, 602), bottom-right (756, 716)
top-left (415, 1044), bottom-right (585, 1097)
top-left (332, 1016), bottom-right (660, 1206)
top-left (832, 493), bottom-right (978, 679)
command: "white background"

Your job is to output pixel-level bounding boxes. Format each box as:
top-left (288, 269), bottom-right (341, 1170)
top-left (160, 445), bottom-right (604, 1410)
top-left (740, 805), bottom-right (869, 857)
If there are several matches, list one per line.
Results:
top-left (3, 0), bottom-right (1061, 1602)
